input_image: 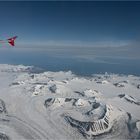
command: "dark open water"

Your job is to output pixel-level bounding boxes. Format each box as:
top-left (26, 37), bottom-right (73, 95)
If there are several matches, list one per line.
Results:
top-left (0, 50), bottom-right (140, 76)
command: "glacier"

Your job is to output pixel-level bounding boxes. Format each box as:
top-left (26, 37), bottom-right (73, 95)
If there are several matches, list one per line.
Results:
top-left (0, 64), bottom-right (140, 140)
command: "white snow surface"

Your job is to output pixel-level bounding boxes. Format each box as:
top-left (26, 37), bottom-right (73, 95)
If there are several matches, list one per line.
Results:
top-left (0, 64), bottom-right (140, 140)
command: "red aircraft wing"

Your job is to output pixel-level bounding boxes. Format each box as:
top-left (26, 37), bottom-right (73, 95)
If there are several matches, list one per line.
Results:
top-left (7, 36), bottom-right (17, 46)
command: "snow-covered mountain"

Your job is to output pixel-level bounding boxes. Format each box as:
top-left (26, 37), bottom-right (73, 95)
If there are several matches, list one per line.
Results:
top-left (0, 64), bottom-right (140, 140)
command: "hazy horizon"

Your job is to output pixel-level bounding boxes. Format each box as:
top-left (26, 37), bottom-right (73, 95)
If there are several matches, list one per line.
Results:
top-left (0, 1), bottom-right (140, 75)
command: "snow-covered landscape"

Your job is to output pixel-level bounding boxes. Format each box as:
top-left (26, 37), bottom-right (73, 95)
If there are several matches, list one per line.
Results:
top-left (0, 64), bottom-right (140, 140)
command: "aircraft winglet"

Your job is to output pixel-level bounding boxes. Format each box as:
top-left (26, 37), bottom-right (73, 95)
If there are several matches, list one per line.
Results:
top-left (7, 36), bottom-right (18, 46)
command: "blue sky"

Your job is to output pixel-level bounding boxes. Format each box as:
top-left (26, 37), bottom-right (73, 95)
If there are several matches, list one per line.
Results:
top-left (0, 1), bottom-right (140, 60)
top-left (0, 1), bottom-right (140, 43)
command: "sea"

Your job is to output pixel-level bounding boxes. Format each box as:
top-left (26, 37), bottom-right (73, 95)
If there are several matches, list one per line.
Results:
top-left (0, 48), bottom-right (140, 76)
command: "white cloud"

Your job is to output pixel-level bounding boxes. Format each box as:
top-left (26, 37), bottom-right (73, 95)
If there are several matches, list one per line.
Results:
top-left (7, 39), bottom-right (140, 60)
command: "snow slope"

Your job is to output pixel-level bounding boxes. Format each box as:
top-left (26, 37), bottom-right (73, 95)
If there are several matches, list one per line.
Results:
top-left (0, 64), bottom-right (140, 140)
